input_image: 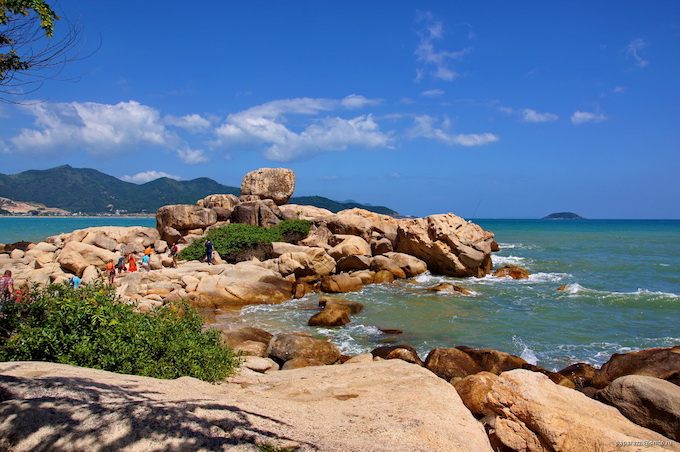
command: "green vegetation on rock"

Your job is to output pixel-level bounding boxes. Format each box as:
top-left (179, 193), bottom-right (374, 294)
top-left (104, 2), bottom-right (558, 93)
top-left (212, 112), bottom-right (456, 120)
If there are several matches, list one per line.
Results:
top-left (179, 219), bottom-right (311, 263)
top-left (0, 281), bottom-right (239, 382)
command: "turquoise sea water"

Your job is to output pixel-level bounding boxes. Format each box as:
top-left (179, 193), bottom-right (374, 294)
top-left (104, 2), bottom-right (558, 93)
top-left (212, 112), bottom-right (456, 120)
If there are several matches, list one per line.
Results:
top-left (1, 217), bottom-right (678, 371)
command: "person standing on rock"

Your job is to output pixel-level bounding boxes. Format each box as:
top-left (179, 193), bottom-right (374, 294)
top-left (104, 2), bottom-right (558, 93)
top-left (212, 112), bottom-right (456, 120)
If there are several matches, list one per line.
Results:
top-left (142, 253), bottom-right (150, 272)
top-left (106, 261), bottom-right (116, 285)
top-left (205, 240), bottom-right (214, 265)
top-left (169, 243), bottom-right (179, 268)
top-left (128, 254), bottom-right (138, 272)
top-left (0, 270), bottom-right (15, 305)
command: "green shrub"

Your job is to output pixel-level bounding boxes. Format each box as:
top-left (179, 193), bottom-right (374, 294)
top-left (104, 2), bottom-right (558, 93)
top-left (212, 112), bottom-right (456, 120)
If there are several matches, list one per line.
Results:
top-left (0, 281), bottom-right (239, 382)
top-left (179, 219), bottom-right (311, 263)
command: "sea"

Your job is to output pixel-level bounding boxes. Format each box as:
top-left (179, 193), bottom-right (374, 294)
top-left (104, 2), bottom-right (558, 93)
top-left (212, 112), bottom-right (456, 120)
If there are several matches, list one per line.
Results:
top-left (1, 216), bottom-right (678, 372)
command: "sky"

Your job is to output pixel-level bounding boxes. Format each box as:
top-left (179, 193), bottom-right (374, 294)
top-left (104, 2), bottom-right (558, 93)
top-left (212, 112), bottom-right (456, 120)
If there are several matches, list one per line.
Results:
top-left (1, 1), bottom-right (679, 219)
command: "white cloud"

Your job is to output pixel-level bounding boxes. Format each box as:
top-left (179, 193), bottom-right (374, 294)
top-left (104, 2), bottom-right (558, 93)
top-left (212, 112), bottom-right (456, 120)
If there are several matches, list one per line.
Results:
top-left (177, 147), bottom-right (208, 164)
top-left (164, 113), bottom-right (211, 132)
top-left (407, 115), bottom-right (499, 146)
top-left (571, 111), bottom-right (607, 125)
top-left (421, 89), bottom-right (445, 98)
top-left (212, 96), bottom-right (392, 162)
top-left (340, 94), bottom-right (382, 109)
top-left (11, 101), bottom-right (175, 155)
top-left (626, 38), bottom-right (649, 68)
top-left (120, 171), bottom-right (180, 184)
top-left (521, 108), bottom-right (558, 123)
top-left (415, 12), bottom-right (471, 82)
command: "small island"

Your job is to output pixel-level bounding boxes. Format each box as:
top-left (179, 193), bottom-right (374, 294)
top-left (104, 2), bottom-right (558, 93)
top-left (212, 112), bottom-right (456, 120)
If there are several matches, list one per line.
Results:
top-left (542, 212), bottom-right (586, 220)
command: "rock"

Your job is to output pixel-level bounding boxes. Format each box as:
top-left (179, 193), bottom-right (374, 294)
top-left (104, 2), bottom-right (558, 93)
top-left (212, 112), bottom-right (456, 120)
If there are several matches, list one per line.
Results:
top-left (277, 248), bottom-right (335, 278)
top-left (325, 214), bottom-right (374, 241)
top-left (337, 208), bottom-right (400, 243)
top-left (335, 254), bottom-right (372, 272)
top-left (241, 356), bottom-right (280, 373)
top-left (395, 213), bottom-right (494, 277)
top-left (493, 264), bottom-right (531, 279)
top-left (57, 241), bottom-right (118, 276)
top-left (558, 362), bottom-right (599, 390)
top-left (266, 333), bottom-right (341, 365)
top-left (232, 340), bottom-right (269, 357)
top-left (424, 348), bottom-right (484, 380)
top-left (593, 346), bottom-right (680, 388)
top-left (9, 249), bottom-right (24, 259)
top-left (481, 369), bottom-right (676, 452)
top-left (156, 204), bottom-right (217, 232)
top-left (383, 252), bottom-right (427, 277)
top-left (426, 282), bottom-right (473, 295)
top-left (281, 357), bottom-right (326, 370)
top-left (219, 326), bottom-right (274, 349)
top-left (159, 226), bottom-right (182, 245)
top-left (350, 270), bottom-right (375, 284)
top-left (319, 273), bottom-right (363, 293)
top-left (240, 168), bottom-right (295, 205)
top-left (456, 346), bottom-right (531, 375)
top-left (299, 223), bottom-right (333, 249)
top-left (278, 204), bottom-right (333, 220)
top-left (318, 296), bottom-right (364, 314)
top-left (453, 371), bottom-right (500, 417)
top-left (373, 270), bottom-right (394, 283)
top-left (327, 235), bottom-right (371, 260)
top-left (197, 193), bottom-right (240, 211)
top-left (230, 200), bottom-right (283, 228)
top-left (191, 265), bottom-right (292, 309)
top-left (307, 307), bottom-right (351, 327)
top-left (343, 353), bottom-right (375, 364)
top-left (371, 345), bottom-right (423, 366)
top-left (370, 255), bottom-right (406, 279)
top-left (370, 237), bottom-right (393, 255)
top-left (598, 375), bottom-right (680, 441)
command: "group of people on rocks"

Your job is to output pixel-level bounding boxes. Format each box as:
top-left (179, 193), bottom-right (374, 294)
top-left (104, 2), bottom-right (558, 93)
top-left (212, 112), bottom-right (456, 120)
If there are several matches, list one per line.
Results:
top-left (105, 243), bottom-right (180, 285)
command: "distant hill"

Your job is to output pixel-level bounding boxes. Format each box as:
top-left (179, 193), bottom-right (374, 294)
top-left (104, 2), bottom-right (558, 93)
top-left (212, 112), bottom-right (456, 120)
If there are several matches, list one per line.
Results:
top-left (0, 166), bottom-right (398, 216)
top-left (543, 212), bottom-right (585, 220)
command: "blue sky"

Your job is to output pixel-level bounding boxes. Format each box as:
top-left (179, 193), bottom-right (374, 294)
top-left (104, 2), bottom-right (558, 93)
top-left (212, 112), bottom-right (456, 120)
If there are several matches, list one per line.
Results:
top-left (1, 1), bottom-right (679, 219)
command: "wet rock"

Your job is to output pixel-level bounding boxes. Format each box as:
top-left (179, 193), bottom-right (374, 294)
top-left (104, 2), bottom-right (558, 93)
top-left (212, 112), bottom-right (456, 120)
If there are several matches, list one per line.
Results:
top-left (266, 333), bottom-right (341, 365)
top-left (492, 264), bottom-right (531, 279)
top-left (371, 345), bottom-right (423, 366)
top-left (424, 348), bottom-right (484, 380)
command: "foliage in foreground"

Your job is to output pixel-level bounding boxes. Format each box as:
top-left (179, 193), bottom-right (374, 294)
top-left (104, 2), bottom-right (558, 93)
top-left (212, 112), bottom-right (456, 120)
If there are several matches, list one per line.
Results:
top-left (179, 219), bottom-right (312, 263)
top-left (0, 281), bottom-right (239, 382)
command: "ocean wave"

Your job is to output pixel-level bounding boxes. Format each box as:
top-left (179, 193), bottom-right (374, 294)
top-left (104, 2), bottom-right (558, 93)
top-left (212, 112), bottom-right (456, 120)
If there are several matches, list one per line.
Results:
top-left (492, 255), bottom-right (527, 266)
top-left (512, 336), bottom-right (538, 365)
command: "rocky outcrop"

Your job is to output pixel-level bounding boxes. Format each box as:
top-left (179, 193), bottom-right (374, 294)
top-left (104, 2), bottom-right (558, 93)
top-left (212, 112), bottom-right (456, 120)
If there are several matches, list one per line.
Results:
top-left (240, 168), bottom-right (295, 205)
top-left (598, 375), bottom-right (680, 441)
top-left (592, 346), bottom-right (680, 388)
top-left (395, 213), bottom-right (494, 277)
top-left (477, 369), bottom-right (677, 452)
top-left (266, 333), bottom-right (341, 365)
top-left (0, 360), bottom-right (494, 452)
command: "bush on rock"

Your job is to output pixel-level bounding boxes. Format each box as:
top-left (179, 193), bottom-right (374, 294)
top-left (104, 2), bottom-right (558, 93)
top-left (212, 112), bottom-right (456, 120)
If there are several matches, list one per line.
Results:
top-left (0, 281), bottom-right (239, 382)
top-left (178, 219), bottom-right (311, 263)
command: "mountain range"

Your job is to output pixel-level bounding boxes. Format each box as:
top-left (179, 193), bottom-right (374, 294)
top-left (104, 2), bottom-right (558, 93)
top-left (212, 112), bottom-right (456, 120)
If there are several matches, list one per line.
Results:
top-left (0, 166), bottom-right (398, 216)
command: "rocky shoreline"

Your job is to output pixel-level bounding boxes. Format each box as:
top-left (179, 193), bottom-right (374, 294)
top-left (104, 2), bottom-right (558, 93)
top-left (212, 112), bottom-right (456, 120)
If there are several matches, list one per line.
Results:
top-left (0, 168), bottom-right (678, 451)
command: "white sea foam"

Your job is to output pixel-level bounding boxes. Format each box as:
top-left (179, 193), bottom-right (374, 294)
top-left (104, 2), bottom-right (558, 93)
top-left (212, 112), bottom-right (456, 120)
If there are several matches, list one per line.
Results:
top-left (492, 255), bottom-right (526, 266)
top-left (513, 336), bottom-right (538, 365)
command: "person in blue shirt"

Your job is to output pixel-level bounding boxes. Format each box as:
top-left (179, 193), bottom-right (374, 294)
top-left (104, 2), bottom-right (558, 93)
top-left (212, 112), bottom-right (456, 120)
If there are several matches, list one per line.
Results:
top-left (69, 275), bottom-right (81, 289)
top-left (205, 240), bottom-right (214, 265)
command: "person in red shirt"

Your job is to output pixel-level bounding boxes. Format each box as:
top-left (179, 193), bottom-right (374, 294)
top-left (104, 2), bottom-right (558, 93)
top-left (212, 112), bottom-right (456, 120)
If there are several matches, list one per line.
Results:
top-left (0, 270), bottom-right (14, 304)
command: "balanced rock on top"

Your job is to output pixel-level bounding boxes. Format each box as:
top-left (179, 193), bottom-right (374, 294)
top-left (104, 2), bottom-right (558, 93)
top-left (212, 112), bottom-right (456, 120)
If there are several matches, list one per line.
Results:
top-left (241, 168), bottom-right (295, 205)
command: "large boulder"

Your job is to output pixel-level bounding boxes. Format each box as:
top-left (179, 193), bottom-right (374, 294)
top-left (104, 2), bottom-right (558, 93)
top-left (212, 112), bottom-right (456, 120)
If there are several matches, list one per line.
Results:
top-left (424, 348), bottom-right (484, 381)
top-left (337, 208), bottom-right (400, 243)
top-left (395, 213), bottom-right (494, 277)
top-left (327, 235), bottom-right (371, 260)
top-left (240, 168), bottom-right (295, 205)
top-left (371, 345), bottom-right (423, 366)
top-left (156, 204), bottom-right (217, 232)
top-left (278, 204), bottom-right (332, 220)
top-left (480, 369), bottom-right (676, 452)
top-left (324, 214), bottom-right (374, 241)
top-left (190, 264), bottom-right (292, 308)
top-left (319, 273), bottom-right (363, 293)
top-left (383, 252), bottom-right (427, 277)
top-left (276, 248), bottom-right (335, 278)
top-left (593, 346), bottom-right (680, 388)
top-left (230, 200), bottom-right (283, 228)
top-left (266, 333), bottom-right (341, 365)
top-left (598, 375), bottom-right (680, 441)
top-left (57, 241), bottom-right (118, 276)
top-left (0, 360), bottom-right (494, 452)
top-left (197, 194), bottom-right (240, 211)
